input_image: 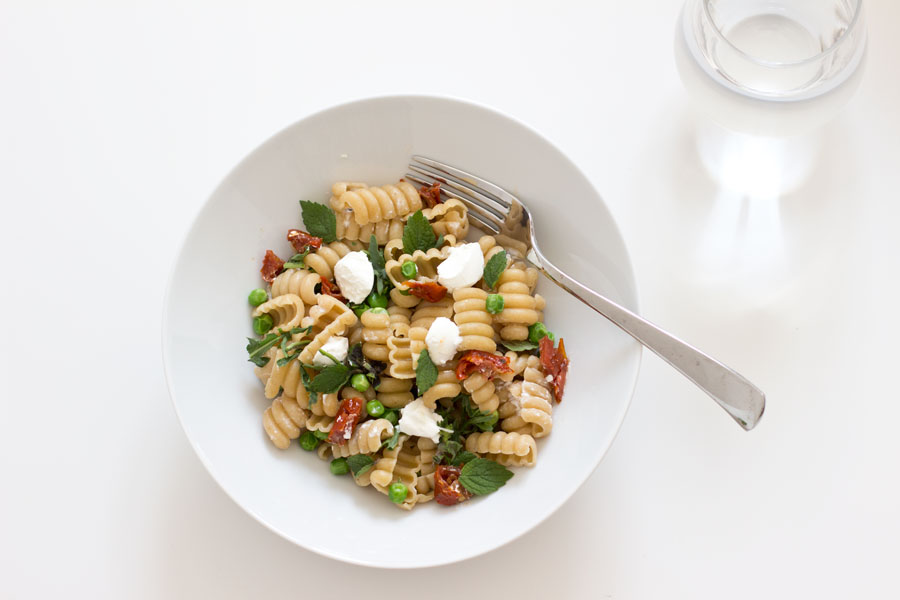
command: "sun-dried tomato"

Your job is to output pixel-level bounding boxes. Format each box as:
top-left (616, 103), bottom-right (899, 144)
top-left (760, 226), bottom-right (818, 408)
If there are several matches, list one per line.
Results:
top-left (539, 336), bottom-right (569, 402)
top-left (419, 181), bottom-right (443, 208)
top-left (405, 280), bottom-right (448, 303)
top-left (328, 396), bottom-right (364, 445)
top-left (260, 250), bottom-right (285, 283)
top-left (434, 464), bottom-right (471, 506)
top-left (319, 276), bottom-right (347, 303)
top-left (286, 229), bottom-right (323, 253)
top-left (455, 350), bottom-right (513, 381)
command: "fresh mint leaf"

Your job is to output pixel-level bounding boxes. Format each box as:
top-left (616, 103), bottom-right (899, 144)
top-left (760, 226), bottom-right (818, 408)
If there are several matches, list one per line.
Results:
top-left (450, 451), bottom-right (477, 466)
top-left (482, 250), bottom-right (507, 290)
top-left (346, 454), bottom-right (375, 478)
top-left (382, 427), bottom-right (402, 451)
top-left (434, 438), bottom-right (463, 465)
top-left (283, 250), bottom-right (310, 269)
top-left (364, 235), bottom-right (391, 296)
top-left (500, 339), bottom-right (539, 352)
top-left (246, 332), bottom-right (282, 367)
top-left (416, 349), bottom-right (438, 393)
top-left (310, 363), bottom-right (351, 393)
top-left (318, 349), bottom-right (342, 365)
top-left (299, 200), bottom-right (337, 243)
top-left (459, 458), bottom-right (514, 495)
top-left (402, 210), bottom-right (438, 254)
top-left (300, 366), bottom-right (317, 406)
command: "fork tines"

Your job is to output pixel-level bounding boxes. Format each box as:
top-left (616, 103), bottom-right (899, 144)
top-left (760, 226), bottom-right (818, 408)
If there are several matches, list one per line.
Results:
top-left (406, 156), bottom-right (513, 234)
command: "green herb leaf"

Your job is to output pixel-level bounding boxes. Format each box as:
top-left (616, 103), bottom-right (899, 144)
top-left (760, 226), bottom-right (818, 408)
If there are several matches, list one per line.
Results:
top-left (402, 210), bottom-right (439, 254)
top-left (459, 458), bottom-right (514, 495)
top-left (482, 250), bottom-right (507, 290)
top-left (434, 438), bottom-right (463, 465)
top-left (500, 339), bottom-right (539, 352)
top-left (283, 250), bottom-right (310, 269)
top-left (245, 332), bottom-right (283, 367)
top-left (346, 454), bottom-right (375, 478)
top-left (310, 364), bottom-right (351, 393)
top-left (364, 234), bottom-right (392, 297)
top-left (416, 349), bottom-right (438, 393)
top-left (318, 349), bottom-right (342, 365)
top-left (450, 451), bottom-right (478, 466)
top-left (300, 200), bottom-right (337, 243)
top-left (382, 427), bottom-right (402, 451)
top-left (300, 366), bottom-right (317, 406)
top-left (348, 343), bottom-right (386, 380)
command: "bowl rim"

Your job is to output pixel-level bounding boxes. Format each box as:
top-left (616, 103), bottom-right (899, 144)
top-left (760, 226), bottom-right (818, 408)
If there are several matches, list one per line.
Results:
top-left (161, 93), bottom-right (643, 568)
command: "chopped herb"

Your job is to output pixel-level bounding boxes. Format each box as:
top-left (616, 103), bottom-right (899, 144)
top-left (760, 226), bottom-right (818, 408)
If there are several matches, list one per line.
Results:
top-left (500, 339), bottom-right (539, 352)
top-left (300, 365), bottom-right (317, 405)
top-left (364, 235), bottom-right (391, 296)
top-left (416, 349), bottom-right (438, 393)
top-left (449, 451), bottom-right (478, 466)
top-left (309, 363), bottom-right (351, 393)
top-left (346, 454), bottom-right (375, 478)
top-left (283, 250), bottom-right (310, 269)
top-left (382, 427), bottom-right (402, 450)
top-left (318, 349), bottom-right (342, 365)
top-left (299, 200), bottom-right (337, 243)
top-left (401, 210), bottom-right (441, 254)
top-left (245, 326), bottom-right (310, 367)
top-left (458, 458), bottom-right (514, 495)
top-left (483, 250), bottom-right (507, 290)
top-left (348, 342), bottom-right (386, 381)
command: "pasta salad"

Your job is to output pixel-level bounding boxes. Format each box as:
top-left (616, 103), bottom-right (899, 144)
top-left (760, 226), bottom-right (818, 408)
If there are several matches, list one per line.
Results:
top-left (246, 180), bottom-right (570, 510)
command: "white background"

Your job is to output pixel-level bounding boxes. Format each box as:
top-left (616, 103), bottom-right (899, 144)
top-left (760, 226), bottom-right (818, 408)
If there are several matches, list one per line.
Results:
top-left (2, 1), bottom-right (899, 598)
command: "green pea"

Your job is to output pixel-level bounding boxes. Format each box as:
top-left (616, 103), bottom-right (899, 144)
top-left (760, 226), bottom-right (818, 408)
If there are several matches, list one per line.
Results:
top-left (248, 288), bottom-right (268, 306)
top-left (400, 260), bottom-right (417, 279)
top-left (528, 322), bottom-right (553, 344)
top-left (366, 399), bottom-right (385, 417)
top-left (352, 304), bottom-right (368, 318)
top-left (367, 291), bottom-right (388, 309)
top-left (253, 314), bottom-right (274, 335)
top-left (298, 431), bottom-right (319, 451)
top-left (367, 307), bottom-right (388, 315)
top-left (313, 430), bottom-right (330, 440)
top-left (388, 482), bottom-right (408, 504)
top-left (351, 373), bottom-right (371, 393)
top-left (330, 457), bottom-right (349, 476)
top-left (383, 410), bottom-right (399, 426)
top-left (485, 293), bottom-right (504, 314)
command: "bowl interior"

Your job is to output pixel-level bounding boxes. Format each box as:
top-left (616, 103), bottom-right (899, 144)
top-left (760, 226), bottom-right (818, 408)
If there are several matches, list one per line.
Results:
top-left (163, 96), bottom-right (641, 567)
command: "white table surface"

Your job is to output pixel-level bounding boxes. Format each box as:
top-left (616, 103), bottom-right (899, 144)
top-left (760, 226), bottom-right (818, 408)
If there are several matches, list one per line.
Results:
top-left (2, 1), bottom-right (899, 598)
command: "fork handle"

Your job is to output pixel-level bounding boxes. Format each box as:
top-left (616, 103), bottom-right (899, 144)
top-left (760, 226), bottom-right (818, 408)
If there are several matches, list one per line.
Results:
top-left (530, 252), bottom-right (765, 430)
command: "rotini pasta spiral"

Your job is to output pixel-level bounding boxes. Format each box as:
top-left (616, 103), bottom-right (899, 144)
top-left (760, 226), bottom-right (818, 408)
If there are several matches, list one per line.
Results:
top-left (478, 235), bottom-right (506, 264)
top-left (462, 371), bottom-right (500, 413)
top-left (494, 261), bottom-right (543, 341)
top-left (262, 395), bottom-right (309, 450)
top-left (465, 431), bottom-right (537, 467)
top-left (255, 345), bottom-right (311, 400)
top-left (375, 376), bottom-right (414, 408)
top-left (386, 336), bottom-right (414, 379)
top-left (360, 309), bottom-right (391, 362)
top-left (304, 241), bottom-right (355, 281)
top-left (408, 296), bottom-right (454, 368)
top-left (253, 294), bottom-right (305, 330)
top-left (387, 305), bottom-right (412, 338)
top-left (308, 391), bottom-right (340, 417)
top-left (330, 418), bottom-right (394, 458)
top-left (452, 287), bottom-right (496, 353)
top-left (414, 438), bottom-right (437, 502)
top-left (499, 356), bottom-right (553, 438)
top-left (423, 199), bottom-right (469, 239)
top-left (330, 181), bottom-right (422, 226)
top-left (389, 287), bottom-right (420, 309)
top-left (370, 434), bottom-right (406, 490)
top-left (270, 269), bottom-right (320, 305)
top-left (298, 295), bottom-right (358, 364)
top-left (337, 215), bottom-right (406, 246)
top-left (421, 367), bottom-right (461, 410)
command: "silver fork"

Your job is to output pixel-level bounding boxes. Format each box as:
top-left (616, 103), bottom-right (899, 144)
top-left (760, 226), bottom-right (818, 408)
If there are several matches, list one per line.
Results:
top-left (406, 155), bottom-right (765, 431)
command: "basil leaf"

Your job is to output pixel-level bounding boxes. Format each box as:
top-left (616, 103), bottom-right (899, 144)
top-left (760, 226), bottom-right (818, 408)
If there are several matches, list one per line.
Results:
top-left (482, 250), bottom-right (507, 290)
top-left (415, 349), bottom-right (438, 393)
top-left (458, 458), bottom-right (514, 495)
top-left (283, 250), bottom-right (310, 269)
top-left (450, 451), bottom-right (477, 466)
top-left (346, 454), bottom-right (375, 478)
top-left (402, 210), bottom-right (438, 254)
top-left (309, 364), bottom-right (351, 393)
top-left (299, 200), bottom-right (337, 243)
top-left (500, 339), bottom-right (539, 352)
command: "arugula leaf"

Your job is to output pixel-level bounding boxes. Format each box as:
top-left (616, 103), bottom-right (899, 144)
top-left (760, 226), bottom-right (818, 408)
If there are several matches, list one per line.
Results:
top-left (450, 451), bottom-right (477, 466)
top-left (299, 200), bottom-right (337, 243)
top-left (382, 427), bottom-right (402, 451)
top-left (416, 349), bottom-right (438, 393)
top-left (318, 349), bottom-right (342, 365)
top-left (500, 339), bottom-right (539, 352)
top-left (483, 250), bottom-right (507, 290)
top-left (283, 250), bottom-right (310, 270)
top-left (310, 363), bottom-right (351, 393)
top-left (458, 458), bottom-right (514, 495)
top-left (402, 210), bottom-right (439, 254)
top-left (299, 366), bottom-right (317, 406)
top-left (346, 454), bottom-right (375, 478)
top-left (246, 332), bottom-right (283, 367)
top-left (364, 235), bottom-right (391, 296)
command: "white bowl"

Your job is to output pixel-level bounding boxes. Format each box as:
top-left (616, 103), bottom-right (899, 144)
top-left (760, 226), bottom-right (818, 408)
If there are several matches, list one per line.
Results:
top-left (162, 95), bottom-right (641, 568)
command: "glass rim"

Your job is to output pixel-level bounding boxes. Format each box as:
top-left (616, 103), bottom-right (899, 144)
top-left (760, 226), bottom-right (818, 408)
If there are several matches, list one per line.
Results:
top-left (701, 0), bottom-right (865, 69)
